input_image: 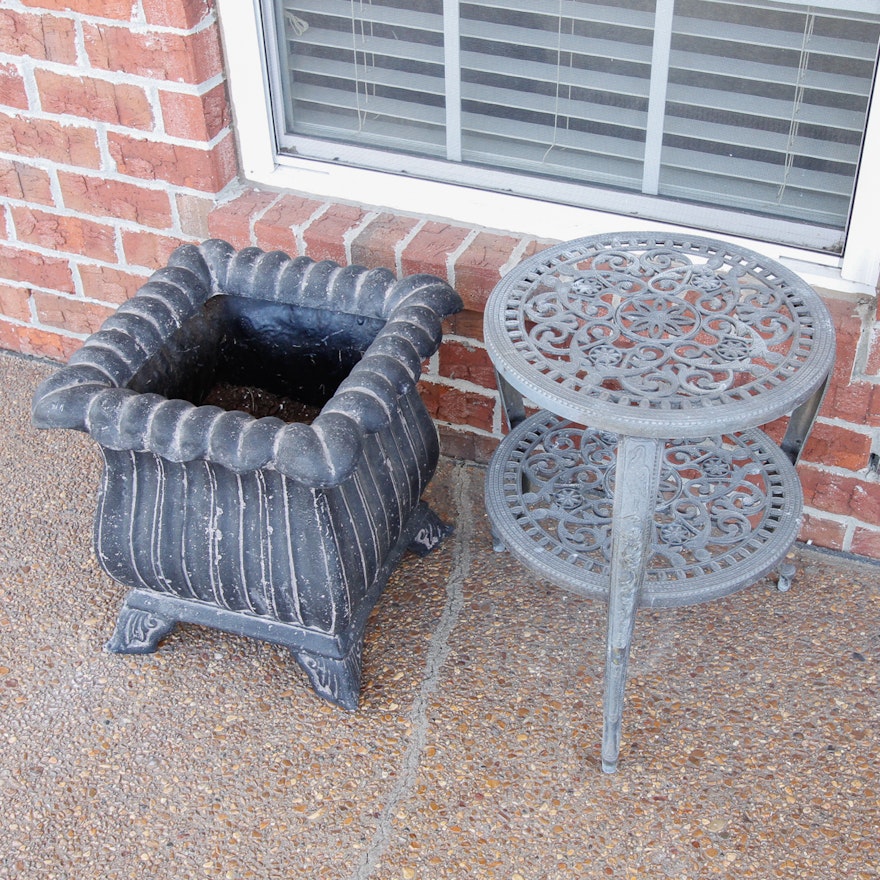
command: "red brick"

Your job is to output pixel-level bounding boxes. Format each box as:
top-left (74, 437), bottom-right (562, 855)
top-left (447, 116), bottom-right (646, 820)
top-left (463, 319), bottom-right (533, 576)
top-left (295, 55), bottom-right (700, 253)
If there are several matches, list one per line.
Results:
top-left (33, 291), bottom-right (116, 335)
top-left (0, 159), bottom-right (53, 204)
top-left (176, 192), bottom-right (213, 239)
top-left (822, 290), bottom-right (863, 326)
top-left (453, 232), bottom-right (556, 314)
top-left (35, 69), bottom-right (153, 130)
top-left (253, 194), bottom-right (325, 255)
top-left (0, 63), bottom-right (28, 110)
top-left (452, 232), bottom-right (520, 312)
top-left (400, 222), bottom-right (470, 279)
top-left (828, 334), bottom-right (858, 387)
top-left (13, 207), bottom-right (116, 261)
top-left (302, 204), bottom-right (370, 265)
top-left (350, 213), bottom-right (420, 270)
top-left (419, 381), bottom-right (495, 433)
top-left (865, 323), bottom-right (880, 377)
top-left (437, 424), bottom-right (499, 465)
top-left (798, 466), bottom-right (880, 526)
top-left (797, 512), bottom-right (847, 551)
top-left (861, 386), bottom-right (880, 430)
top-left (207, 189), bottom-right (277, 249)
top-left (761, 415), bottom-right (787, 446)
top-left (0, 243), bottom-right (74, 292)
top-left (0, 285), bottom-right (31, 323)
top-left (438, 338), bottom-right (497, 389)
top-left (0, 320), bottom-right (81, 361)
top-left (0, 111), bottom-right (101, 169)
top-left (59, 172), bottom-right (172, 228)
top-left (444, 308), bottom-right (485, 344)
top-left (142, 0), bottom-right (213, 29)
top-left (78, 263), bottom-right (146, 305)
top-left (850, 526), bottom-right (880, 561)
top-left (800, 422), bottom-right (872, 472)
top-left (0, 10), bottom-right (78, 64)
top-left (822, 378), bottom-right (880, 429)
top-left (108, 130), bottom-right (237, 192)
top-left (84, 22), bottom-right (223, 84)
top-left (823, 294), bottom-right (864, 377)
top-left (122, 229), bottom-right (189, 271)
top-left (19, 0), bottom-right (133, 18)
top-left (159, 82), bottom-right (229, 141)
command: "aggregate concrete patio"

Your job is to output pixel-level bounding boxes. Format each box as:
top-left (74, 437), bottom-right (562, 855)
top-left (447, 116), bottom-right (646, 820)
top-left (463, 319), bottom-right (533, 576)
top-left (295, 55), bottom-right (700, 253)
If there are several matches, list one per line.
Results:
top-left (0, 350), bottom-right (877, 880)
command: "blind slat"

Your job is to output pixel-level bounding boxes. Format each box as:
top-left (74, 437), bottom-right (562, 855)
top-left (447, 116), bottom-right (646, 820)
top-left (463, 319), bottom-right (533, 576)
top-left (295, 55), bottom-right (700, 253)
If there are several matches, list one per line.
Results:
top-left (670, 49), bottom-right (874, 96)
top-left (661, 145), bottom-right (855, 196)
top-left (293, 84), bottom-right (444, 126)
top-left (462, 85), bottom-right (648, 132)
top-left (292, 108), bottom-right (446, 152)
top-left (461, 51), bottom-right (650, 100)
top-left (463, 0), bottom-right (655, 31)
top-left (674, 16), bottom-right (879, 60)
top-left (665, 83), bottom-right (865, 133)
top-left (462, 131), bottom-right (644, 188)
top-left (462, 21), bottom-right (653, 67)
top-left (661, 166), bottom-right (850, 220)
top-left (291, 53), bottom-right (446, 97)
top-left (462, 112), bottom-right (646, 161)
top-left (663, 117), bottom-right (862, 164)
top-left (285, 0), bottom-right (442, 33)
top-left (285, 27), bottom-right (444, 66)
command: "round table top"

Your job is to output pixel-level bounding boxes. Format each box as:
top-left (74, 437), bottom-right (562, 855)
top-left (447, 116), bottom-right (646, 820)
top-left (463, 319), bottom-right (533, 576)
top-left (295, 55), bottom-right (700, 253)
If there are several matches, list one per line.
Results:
top-left (484, 232), bottom-right (836, 437)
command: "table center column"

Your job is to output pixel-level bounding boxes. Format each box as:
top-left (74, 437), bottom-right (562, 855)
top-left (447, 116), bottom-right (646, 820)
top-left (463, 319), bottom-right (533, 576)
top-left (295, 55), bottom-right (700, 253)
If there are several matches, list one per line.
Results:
top-left (603, 434), bottom-right (664, 773)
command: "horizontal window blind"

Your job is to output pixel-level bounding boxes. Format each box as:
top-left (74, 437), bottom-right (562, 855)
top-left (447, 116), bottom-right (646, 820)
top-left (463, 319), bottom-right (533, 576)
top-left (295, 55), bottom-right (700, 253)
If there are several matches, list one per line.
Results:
top-left (269, 0), bottom-right (880, 245)
top-left (275, 0), bottom-right (447, 154)
top-left (458, 1), bottom-right (655, 190)
top-left (662, 0), bottom-right (880, 227)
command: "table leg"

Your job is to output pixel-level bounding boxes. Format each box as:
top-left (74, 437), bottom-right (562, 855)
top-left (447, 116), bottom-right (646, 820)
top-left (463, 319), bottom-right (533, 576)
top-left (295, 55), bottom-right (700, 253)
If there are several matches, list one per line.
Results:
top-left (780, 372), bottom-right (830, 464)
top-left (602, 434), bottom-right (664, 773)
top-left (494, 370), bottom-right (527, 429)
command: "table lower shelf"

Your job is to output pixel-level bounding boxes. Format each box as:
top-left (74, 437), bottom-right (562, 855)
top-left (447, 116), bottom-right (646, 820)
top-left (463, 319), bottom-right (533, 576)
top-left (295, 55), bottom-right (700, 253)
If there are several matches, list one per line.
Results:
top-left (485, 411), bottom-right (803, 608)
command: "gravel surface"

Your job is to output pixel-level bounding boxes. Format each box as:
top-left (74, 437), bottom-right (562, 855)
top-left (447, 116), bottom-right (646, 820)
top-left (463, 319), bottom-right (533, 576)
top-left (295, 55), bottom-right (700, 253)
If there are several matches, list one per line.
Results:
top-left (1, 350), bottom-right (877, 879)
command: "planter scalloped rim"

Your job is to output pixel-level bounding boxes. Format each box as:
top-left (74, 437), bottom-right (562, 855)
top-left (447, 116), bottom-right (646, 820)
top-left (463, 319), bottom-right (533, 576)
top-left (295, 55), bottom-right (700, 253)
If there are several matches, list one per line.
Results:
top-left (32, 239), bottom-right (463, 709)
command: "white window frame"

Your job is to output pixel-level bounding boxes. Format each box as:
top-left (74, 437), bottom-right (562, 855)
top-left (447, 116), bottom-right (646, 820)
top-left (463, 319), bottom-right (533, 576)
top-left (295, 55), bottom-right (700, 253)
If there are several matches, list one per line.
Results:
top-left (216, 0), bottom-right (880, 296)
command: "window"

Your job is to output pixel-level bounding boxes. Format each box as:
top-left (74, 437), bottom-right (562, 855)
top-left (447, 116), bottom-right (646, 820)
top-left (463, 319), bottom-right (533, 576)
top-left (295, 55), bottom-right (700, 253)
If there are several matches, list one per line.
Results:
top-left (263, 0), bottom-right (880, 254)
top-left (217, 0), bottom-right (880, 288)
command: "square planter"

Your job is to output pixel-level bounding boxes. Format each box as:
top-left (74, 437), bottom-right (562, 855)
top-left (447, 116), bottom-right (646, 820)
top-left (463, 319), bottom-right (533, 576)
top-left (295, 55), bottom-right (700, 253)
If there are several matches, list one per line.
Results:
top-left (32, 240), bottom-right (462, 709)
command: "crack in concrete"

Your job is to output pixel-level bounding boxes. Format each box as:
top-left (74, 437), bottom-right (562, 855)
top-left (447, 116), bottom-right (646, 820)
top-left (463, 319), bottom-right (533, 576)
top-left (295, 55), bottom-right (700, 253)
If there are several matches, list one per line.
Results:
top-left (352, 462), bottom-right (473, 880)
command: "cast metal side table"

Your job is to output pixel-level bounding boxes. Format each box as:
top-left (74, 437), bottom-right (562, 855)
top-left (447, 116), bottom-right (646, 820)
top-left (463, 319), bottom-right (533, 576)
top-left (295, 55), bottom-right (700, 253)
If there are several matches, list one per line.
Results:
top-left (483, 232), bottom-right (835, 773)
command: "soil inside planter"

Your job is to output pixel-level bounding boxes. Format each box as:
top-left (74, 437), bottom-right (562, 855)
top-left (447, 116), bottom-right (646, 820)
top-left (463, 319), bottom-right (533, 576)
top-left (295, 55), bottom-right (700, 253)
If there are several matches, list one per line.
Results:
top-left (131, 296), bottom-right (384, 425)
top-left (202, 382), bottom-right (322, 424)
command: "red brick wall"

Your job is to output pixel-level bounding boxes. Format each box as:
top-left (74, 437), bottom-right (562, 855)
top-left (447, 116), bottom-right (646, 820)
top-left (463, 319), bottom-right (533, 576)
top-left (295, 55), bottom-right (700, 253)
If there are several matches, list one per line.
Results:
top-left (0, 0), bottom-right (234, 359)
top-left (2, 2), bottom-right (879, 559)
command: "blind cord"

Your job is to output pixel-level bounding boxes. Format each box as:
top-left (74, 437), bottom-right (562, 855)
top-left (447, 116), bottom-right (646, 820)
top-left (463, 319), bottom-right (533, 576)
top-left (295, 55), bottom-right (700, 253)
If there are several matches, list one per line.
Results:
top-left (778, 9), bottom-right (815, 204)
top-left (350, 0), bottom-right (376, 133)
top-left (542, 0), bottom-right (566, 165)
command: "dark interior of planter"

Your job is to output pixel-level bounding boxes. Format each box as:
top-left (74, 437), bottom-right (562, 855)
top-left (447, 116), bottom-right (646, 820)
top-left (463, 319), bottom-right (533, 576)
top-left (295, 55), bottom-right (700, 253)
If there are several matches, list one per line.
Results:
top-left (129, 295), bottom-right (386, 421)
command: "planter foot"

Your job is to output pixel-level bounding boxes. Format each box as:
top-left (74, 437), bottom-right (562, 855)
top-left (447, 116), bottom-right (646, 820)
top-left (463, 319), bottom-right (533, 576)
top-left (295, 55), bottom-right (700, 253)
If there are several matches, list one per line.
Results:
top-left (407, 504), bottom-right (453, 557)
top-left (293, 640), bottom-right (364, 711)
top-left (106, 601), bottom-right (176, 654)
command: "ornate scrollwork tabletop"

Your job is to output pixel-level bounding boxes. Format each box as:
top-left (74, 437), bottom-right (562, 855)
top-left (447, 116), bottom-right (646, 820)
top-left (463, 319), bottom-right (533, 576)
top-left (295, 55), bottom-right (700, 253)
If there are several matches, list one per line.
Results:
top-left (485, 412), bottom-right (803, 609)
top-left (484, 233), bottom-right (836, 437)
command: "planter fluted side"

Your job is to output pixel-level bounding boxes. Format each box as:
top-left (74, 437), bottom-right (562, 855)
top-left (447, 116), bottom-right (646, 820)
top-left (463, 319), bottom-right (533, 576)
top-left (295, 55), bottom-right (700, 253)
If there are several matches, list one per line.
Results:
top-left (32, 240), bottom-right (462, 709)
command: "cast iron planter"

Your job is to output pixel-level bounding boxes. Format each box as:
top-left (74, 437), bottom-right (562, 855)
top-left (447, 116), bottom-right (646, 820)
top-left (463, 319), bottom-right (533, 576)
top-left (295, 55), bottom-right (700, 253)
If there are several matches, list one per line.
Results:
top-left (32, 240), bottom-right (462, 709)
